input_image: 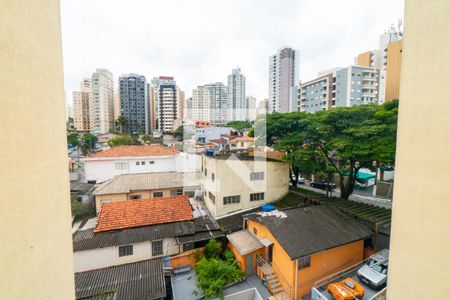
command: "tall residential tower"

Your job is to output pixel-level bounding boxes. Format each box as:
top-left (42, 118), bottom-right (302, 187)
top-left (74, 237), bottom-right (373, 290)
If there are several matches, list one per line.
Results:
top-left (269, 47), bottom-right (299, 113)
top-left (119, 74), bottom-right (149, 134)
top-left (150, 76), bottom-right (180, 133)
top-left (73, 78), bottom-right (91, 131)
top-left (227, 68), bottom-right (246, 121)
top-left (90, 69), bottom-right (114, 134)
top-left (191, 82), bottom-right (228, 125)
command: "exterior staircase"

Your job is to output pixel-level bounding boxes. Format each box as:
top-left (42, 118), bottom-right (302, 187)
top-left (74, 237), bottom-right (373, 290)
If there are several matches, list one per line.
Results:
top-left (256, 255), bottom-right (286, 297)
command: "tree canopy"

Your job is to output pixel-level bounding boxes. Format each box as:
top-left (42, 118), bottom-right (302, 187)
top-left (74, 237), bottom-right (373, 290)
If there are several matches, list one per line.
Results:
top-left (226, 120), bottom-right (252, 129)
top-left (107, 134), bottom-right (141, 148)
top-left (257, 101), bottom-right (398, 199)
top-left (81, 133), bottom-right (98, 155)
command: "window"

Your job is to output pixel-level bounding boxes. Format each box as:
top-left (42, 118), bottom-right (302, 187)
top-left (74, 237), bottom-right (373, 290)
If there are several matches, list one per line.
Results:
top-left (115, 162), bottom-right (129, 170)
top-left (119, 245), bottom-right (133, 257)
top-left (130, 194), bottom-right (142, 200)
top-left (170, 189), bottom-right (183, 196)
top-left (141, 161), bottom-right (145, 165)
top-left (298, 256), bottom-right (311, 269)
top-left (149, 161), bottom-right (155, 164)
top-left (204, 168), bottom-right (207, 176)
top-left (136, 161), bottom-right (140, 165)
top-left (250, 193), bottom-right (264, 201)
top-left (253, 227), bottom-right (257, 235)
top-left (208, 192), bottom-right (216, 204)
top-left (211, 173), bottom-right (215, 182)
top-left (153, 192), bottom-right (163, 198)
top-left (250, 172), bottom-right (264, 181)
top-left (152, 240), bottom-right (163, 256)
top-left (223, 195), bottom-right (240, 205)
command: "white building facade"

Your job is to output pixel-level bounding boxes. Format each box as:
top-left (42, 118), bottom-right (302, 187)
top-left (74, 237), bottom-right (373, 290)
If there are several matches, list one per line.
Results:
top-left (191, 82), bottom-right (228, 125)
top-left (90, 69), bottom-right (114, 135)
top-left (227, 68), bottom-right (246, 121)
top-left (151, 76), bottom-right (180, 133)
top-left (269, 47), bottom-right (299, 113)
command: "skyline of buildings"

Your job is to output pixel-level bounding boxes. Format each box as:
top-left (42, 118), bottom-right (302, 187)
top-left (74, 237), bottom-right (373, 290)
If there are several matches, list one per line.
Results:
top-left (70, 26), bottom-right (403, 135)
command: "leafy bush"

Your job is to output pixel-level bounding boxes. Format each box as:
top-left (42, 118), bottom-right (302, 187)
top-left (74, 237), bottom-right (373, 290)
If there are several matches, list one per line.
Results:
top-left (204, 239), bottom-right (222, 259)
top-left (194, 240), bottom-right (245, 299)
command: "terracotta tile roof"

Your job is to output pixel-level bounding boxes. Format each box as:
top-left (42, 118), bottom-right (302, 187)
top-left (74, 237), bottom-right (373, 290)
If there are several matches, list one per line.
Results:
top-left (87, 145), bottom-right (179, 158)
top-left (250, 150), bottom-right (285, 160)
top-left (94, 195), bottom-right (192, 232)
top-left (230, 136), bottom-right (256, 143)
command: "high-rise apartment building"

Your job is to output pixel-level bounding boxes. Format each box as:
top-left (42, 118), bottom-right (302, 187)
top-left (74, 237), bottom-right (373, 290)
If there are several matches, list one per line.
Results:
top-left (73, 78), bottom-right (91, 131)
top-left (245, 96), bottom-right (257, 121)
top-left (299, 66), bottom-right (378, 112)
top-left (191, 82), bottom-right (228, 125)
top-left (269, 47), bottom-right (299, 113)
top-left (90, 69), bottom-right (114, 134)
top-left (227, 68), bottom-right (246, 121)
top-left (151, 76), bottom-right (179, 133)
top-left (119, 74), bottom-right (149, 134)
top-left (355, 24), bottom-right (402, 104)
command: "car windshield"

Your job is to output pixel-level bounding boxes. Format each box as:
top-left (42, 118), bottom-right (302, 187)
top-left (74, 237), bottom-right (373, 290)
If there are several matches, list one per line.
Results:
top-left (368, 260), bottom-right (388, 275)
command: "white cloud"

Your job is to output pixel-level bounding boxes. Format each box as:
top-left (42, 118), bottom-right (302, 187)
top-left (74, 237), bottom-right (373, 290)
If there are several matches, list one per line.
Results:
top-left (61, 0), bottom-right (404, 104)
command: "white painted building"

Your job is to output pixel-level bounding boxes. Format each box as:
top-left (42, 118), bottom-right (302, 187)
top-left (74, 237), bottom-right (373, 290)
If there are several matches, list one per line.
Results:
top-left (90, 69), bottom-right (114, 135)
top-left (191, 82), bottom-right (228, 125)
top-left (82, 145), bottom-right (200, 183)
top-left (194, 127), bottom-right (232, 144)
top-left (227, 68), bottom-right (246, 121)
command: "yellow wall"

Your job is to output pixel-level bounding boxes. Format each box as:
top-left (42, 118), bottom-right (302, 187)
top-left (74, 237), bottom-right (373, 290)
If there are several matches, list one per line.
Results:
top-left (388, 1), bottom-right (450, 299)
top-left (357, 51), bottom-right (372, 67)
top-left (0, 1), bottom-right (75, 299)
top-left (95, 188), bottom-right (181, 212)
top-left (385, 40), bottom-right (403, 102)
top-left (203, 156), bottom-right (289, 217)
top-left (296, 241), bottom-right (364, 298)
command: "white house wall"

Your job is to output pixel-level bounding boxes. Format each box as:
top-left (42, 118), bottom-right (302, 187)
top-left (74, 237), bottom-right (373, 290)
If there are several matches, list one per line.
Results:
top-left (73, 238), bottom-right (180, 272)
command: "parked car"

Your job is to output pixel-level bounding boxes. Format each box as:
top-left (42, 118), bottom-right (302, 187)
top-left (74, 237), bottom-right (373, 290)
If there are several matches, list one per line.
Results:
top-left (327, 278), bottom-right (364, 300)
top-left (357, 249), bottom-right (389, 290)
top-left (298, 177), bottom-right (305, 184)
top-left (310, 180), bottom-right (336, 191)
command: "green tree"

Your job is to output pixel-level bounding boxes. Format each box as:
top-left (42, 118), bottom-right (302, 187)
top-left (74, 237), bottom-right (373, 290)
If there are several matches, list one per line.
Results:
top-left (107, 134), bottom-right (141, 148)
top-left (173, 126), bottom-right (184, 141)
top-left (115, 115), bottom-right (129, 133)
top-left (141, 135), bottom-right (153, 145)
top-left (226, 120), bottom-right (252, 129)
top-left (262, 101), bottom-right (398, 198)
top-left (67, 133), bottom-right (79, 147)
top-left (204, 239), bottom-right (222, 259)
top-left (81, 133), bottom-right (98, 155)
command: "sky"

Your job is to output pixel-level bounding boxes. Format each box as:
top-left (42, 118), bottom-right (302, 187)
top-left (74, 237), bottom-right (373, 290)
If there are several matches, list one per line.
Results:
top-left (61, 0), bottom-right (404, 105)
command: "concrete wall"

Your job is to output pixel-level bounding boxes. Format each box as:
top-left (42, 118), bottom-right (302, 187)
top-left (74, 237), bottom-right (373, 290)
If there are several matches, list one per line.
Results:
top-left (0, 1), bottom-right (75, 298)
top-left (74, 238), bottom-right (180, 272)
top-left (203, 156), bottom-right (289, 218)
top-left (387, 1), bottom-right (450, 299)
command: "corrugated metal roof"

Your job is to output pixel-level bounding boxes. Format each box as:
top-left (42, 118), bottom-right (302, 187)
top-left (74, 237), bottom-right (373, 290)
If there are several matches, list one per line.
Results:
top-left (246, 206), bottom-right (372, 260)
top-left (75, 258), bottom-right (166, 300)
top-left (73, 221), bottom-right (195, 252)
top-left (227, 230), bottom-right (264, 256)
top-left (94, 172), bottom-right (184, 195)
top-left (176, 230), bottom-right (224, 244)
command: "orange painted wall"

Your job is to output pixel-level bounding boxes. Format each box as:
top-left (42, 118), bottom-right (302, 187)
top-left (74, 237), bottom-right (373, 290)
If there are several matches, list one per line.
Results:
top-left (357, 51), bottom-right (372, 67)
top-left (386, 40), bottom-right (403, 102)
top-left (247, 220), bottom-right (296, 294)
top-left (171, 247), bottom-right (204, 269)
top-left (228, 242), bottom-right (247, 272)
top-left (296, 240), bottom-right (365, 298)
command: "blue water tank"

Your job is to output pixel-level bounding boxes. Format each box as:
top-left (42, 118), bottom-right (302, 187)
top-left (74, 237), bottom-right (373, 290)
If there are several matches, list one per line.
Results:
top-left (261, 204), bottom-right (276, 212)
top-left (205, 149), bottom-right (214, 157)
